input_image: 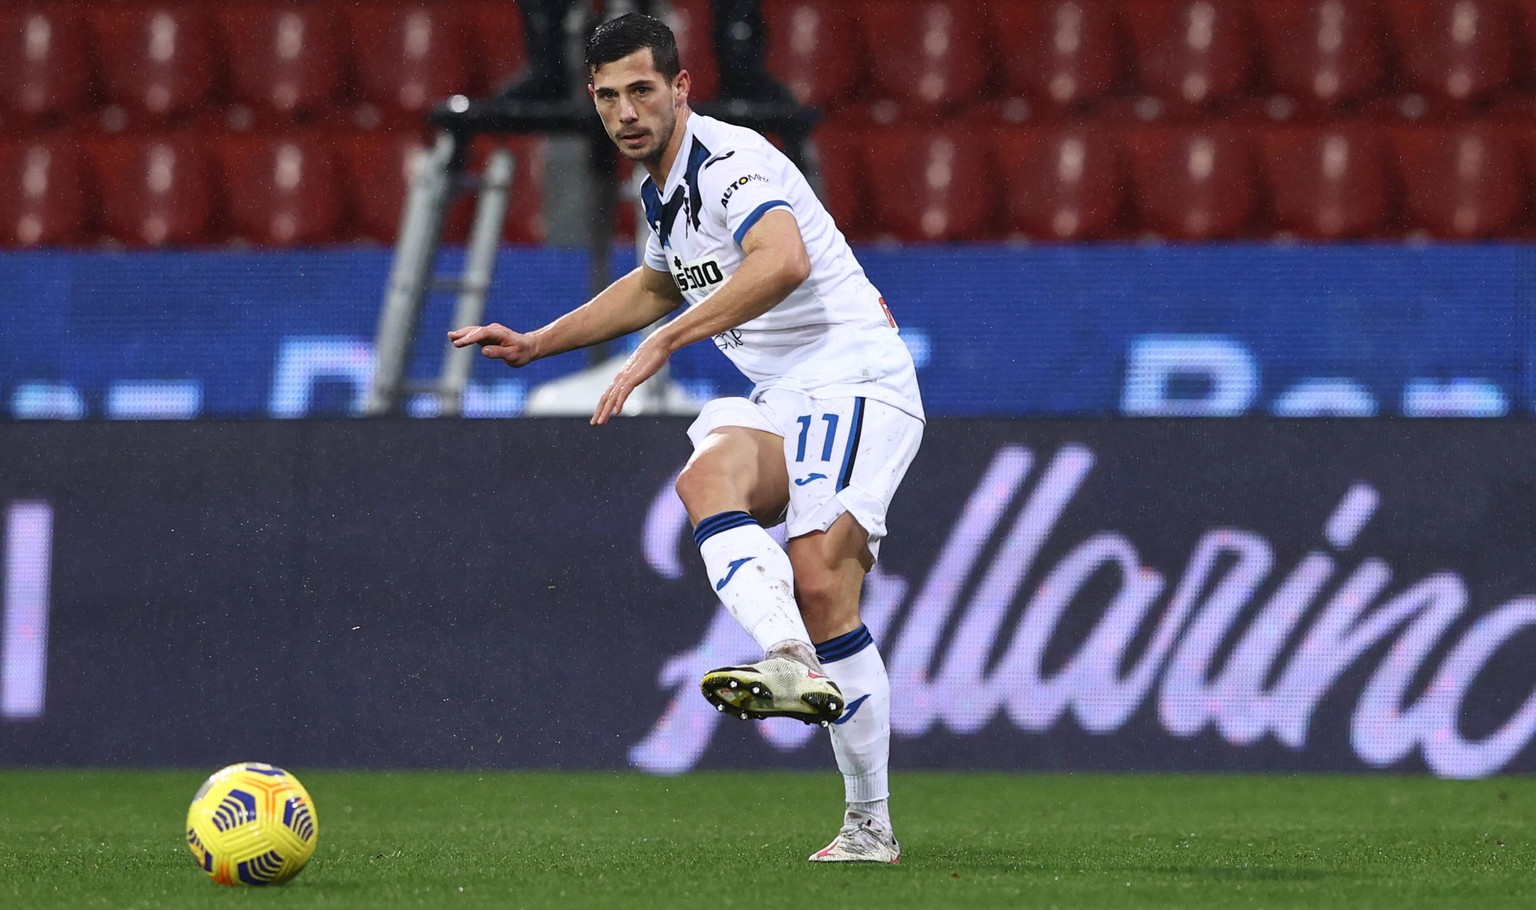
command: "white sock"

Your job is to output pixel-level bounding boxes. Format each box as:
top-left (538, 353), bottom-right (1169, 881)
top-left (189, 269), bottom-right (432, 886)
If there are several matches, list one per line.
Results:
top-left (694, 511), bottom-right (811, 652)
top-left (817, 625), bottom-right (893, 831)
top-left (848, 799), bottom-right (892, 832)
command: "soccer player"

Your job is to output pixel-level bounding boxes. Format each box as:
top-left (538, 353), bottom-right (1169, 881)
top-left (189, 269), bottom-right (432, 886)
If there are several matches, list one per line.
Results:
top-left (450, 13), bottom-right (922, 864)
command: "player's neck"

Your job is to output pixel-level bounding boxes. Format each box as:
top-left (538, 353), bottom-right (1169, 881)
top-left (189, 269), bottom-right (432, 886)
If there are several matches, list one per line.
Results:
top-left (645, 106), bottom-right (692, 186)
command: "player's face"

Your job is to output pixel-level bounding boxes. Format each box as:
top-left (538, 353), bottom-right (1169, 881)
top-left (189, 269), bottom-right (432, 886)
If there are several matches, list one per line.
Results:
top-left (589, 49), bottom-right (690, 166)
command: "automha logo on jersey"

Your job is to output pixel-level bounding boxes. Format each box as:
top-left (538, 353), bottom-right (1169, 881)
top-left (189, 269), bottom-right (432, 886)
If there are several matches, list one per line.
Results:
top-left (719, 173), bottom-right (768, 209)
top-left (629, 444), bottom-right (1536, 779)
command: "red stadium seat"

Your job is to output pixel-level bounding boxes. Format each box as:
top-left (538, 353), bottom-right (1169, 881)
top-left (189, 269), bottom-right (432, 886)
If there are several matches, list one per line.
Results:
top-left (664, 0), bottom-right (719, 102)
top-left (988, 0), bottom-right (1124, 110)
top-left (1513, 0), bottom-right (1536, 89)
top-left (1507, 109), bottom-right (1536, 169)
top-left (1251, 0), bottom-right (1386, 110)
top-left (1121, 0), bottom-right (1257, 109)
top-left (501, 136), bottom-right (547, 245)
top-left (88, 133), bottom-right (219, 246)
top-left (88, 3), bottom-right (219, 122)
top-left (611, 155), bottom-right (638, 242)
top-left (863, 124), bottom-right (997, 241)
top-left (214, 4), bottom-right (346, 124)
top-left (1258, 121), bottom-right (1389, 239)
top-left (1390, 121), bottom-right (1524, 238)
top-left (1383, 0), bottom-right (1514, 104)
top-left (342, 2), bottom-right (471, 119)
top-left (995, 123), bottom-right (1127, 240)
top-left (466, 134), bottom-right (547, 244)
top-left (461, 1), bottom-right (528, 97)
top-left (764, 0), bottom-right (860, 109)
top-left (215, 132), bottom-right (344, 246)
top-left (0, 134), bottom-right (89, 246)
top-left (856, 0), bottom-right (991, 112)
top-left (1125, 123), bottom-right (1258, 239)
top-left (0, 7), bottom-right (95, 124)
top-left (810, 115), bottom-right (874, 238)
top-left (336, 130), bottom-right (432, 243)
top-left (336, 129), bottom-right (546, 245)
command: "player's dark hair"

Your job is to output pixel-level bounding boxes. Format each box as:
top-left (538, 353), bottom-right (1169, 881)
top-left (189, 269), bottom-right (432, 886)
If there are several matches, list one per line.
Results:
top-left (584, 13), bottom-right (681, 82)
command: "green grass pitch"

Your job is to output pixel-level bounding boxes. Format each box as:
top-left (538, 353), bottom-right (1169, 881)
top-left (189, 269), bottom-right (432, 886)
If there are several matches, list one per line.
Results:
top-left (2, 769), bottom-right (1533, 909)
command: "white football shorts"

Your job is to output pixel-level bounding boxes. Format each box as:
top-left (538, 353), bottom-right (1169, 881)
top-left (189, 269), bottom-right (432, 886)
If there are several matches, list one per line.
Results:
top-left (686, 389), bottom-right (924, 562)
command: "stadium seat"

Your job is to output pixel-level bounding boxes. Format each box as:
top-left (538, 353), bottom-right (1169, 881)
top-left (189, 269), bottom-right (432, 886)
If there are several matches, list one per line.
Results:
top-left (856, 0), bottom-right (991, 112)
top-left (1506, 101), bottom-right (1536, 147)
top-left (1258, 121), bottom-right (1389, 239)
top-left (809, 116), bottom-right (874, 238)
top-left (336, 129), bottom-right (546, 245)
top-left (1383, 0), bottom-right (1514, 104)
top-left (88, 3), bottom-right (220, 122)
top-left (460, 1), bottom-right (528, 97)
top-left (88, 133), bottom-right (219, 246)
top-left (0, 7), bottom-right (95, 125)
top-left (466, 134), bottom-right (548, 244)
top-left (987, 0), bottom-right (1124, 110)
top-left (995, 123), bottom-right (1127, 240)
top-left (215, 132), bottom-right (344, 246)
top-left (663, 0), bottom-right (719, 102)
top-left (1121, 0), bottom-right (1257, 110)
top-left (1125, 123), bottom-right (1258, 239)
top-left (1513, 0), bottom-right (1536, 89)
top-left (612, 155), bottom-right (638, 242)
top-left (342, 2), bottom-right (472, 120)
top-left (0, 134), bottom-right (89, 246)
top-left (336, 130), bottom-right (432, 243)
top-left (863, 124), bottom-right (997, 241)
top-left (214, 3), bottom-right (347, 124)
top-left (1251, 0), bottom-right (1386, 111)
top-left (1390, 121), bottom-right (1524, 238)
top-left (764, 0), bottom-right (860, 109)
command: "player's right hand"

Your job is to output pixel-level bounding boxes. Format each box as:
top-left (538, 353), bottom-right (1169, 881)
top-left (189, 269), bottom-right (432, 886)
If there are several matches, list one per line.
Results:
top-left (448, 323), bottom-right (538, 368)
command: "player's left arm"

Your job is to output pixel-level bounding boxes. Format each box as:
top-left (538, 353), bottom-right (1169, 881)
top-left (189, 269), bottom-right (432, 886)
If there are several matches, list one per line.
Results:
top-left (591, 209), bottom-right (810, 425)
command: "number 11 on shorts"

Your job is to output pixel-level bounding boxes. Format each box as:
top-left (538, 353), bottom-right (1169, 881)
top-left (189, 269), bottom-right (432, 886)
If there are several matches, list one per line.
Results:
top-left (794, 413), bottom-right (841, 463)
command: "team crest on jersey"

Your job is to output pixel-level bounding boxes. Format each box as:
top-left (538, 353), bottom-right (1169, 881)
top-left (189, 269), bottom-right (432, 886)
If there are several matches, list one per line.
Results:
top-left (671, 254), bottom-right (726, 293)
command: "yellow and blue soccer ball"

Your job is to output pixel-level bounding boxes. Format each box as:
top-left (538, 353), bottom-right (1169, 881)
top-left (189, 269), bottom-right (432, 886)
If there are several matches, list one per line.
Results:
top-left (185, 762), bottom-right (318, 886)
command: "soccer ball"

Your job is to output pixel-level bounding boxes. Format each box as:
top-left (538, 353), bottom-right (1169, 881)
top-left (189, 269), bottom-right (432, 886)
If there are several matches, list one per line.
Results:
top-left (185, 762), bottom-right (318, 886)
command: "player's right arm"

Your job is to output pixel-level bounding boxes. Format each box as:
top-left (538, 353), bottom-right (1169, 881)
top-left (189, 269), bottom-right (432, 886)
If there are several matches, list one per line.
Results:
top-left (448, 265), bottom-right (683, 367)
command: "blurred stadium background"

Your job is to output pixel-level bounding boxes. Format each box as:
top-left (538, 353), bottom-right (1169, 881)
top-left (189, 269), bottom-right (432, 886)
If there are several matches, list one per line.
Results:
top-left (4, 0), bottom-right (1536, 247)
top-left (4, 0), bottom-right (1536, 793)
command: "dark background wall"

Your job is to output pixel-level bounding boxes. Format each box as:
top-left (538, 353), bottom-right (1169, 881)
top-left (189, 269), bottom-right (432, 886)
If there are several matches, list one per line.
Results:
top-left (4, 419), bottom-right (1535, 778)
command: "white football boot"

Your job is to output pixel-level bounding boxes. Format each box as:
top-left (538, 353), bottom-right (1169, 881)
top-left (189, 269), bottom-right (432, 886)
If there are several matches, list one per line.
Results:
top-left (808, 814), bottom-right (901, 864)
top-left (700, 656), bottom-right (844, 726)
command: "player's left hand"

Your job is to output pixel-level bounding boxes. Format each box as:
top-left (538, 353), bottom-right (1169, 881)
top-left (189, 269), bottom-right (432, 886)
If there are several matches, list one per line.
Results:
top-left (592, 334), bottom-right (671, 426)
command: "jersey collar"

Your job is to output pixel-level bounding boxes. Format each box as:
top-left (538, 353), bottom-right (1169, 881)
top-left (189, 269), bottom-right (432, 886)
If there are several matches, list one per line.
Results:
top-left (658, 111), bottom-right (702, 194)
top-left (641, 113), bottom-right (714, 248)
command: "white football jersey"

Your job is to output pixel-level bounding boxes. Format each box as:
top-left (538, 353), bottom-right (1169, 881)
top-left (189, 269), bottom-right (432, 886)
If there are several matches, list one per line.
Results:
top-left (641, 113), bottom-right (923, 420)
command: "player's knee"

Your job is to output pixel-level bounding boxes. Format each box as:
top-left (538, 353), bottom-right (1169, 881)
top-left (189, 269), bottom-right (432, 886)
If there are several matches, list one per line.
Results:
top-left (674, 459), bottom-right (707, 498)
top-left (675, 458), bottom-right (726, 515)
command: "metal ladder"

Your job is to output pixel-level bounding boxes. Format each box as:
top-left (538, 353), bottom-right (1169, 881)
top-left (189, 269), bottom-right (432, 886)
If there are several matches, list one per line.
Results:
top-left (364, 132), bottom-right (514, 417)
